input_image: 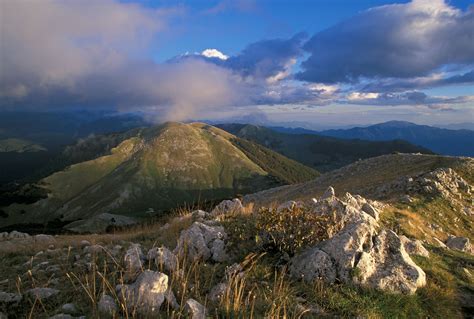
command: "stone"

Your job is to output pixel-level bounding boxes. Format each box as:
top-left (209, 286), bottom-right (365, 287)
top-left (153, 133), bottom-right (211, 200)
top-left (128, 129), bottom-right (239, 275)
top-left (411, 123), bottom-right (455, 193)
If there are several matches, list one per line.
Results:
top-left (400, 236), bottom-right (430, 257)
top-left (8, 231), bottom-right (30, 239)
top-left (446, 236), bottom-right (472, 253)
top-left (361, 203), bottom-right (379, 220)
top-left (83, 245), bottom-right (103, 254)
top-left (433, 237), bottom-right (447, 248)
top-left (0, 291), bottom-right (22, 305)
top-left (61, 303), bottom-right (78, 315)
top-left (174, 222), bottom-right (228, 262)
top-left (117, 270), bottom-right (168, 316)
top-left (124, 244), bottom-right (144, 275)
top-left (321, 186), bottom-right (335, 199)
top-left (98, 294), bottom-right (118, 317)
top-left (48, 314), bottom-right (75, 319)
top-left (354, 230), bottom-right (426, 294)
top-left (26, 288), bottom-right (60, 300)
top-left (211, 198), bottom-right (243, 216)
top-left (147, 246), bottom-right (178, 273)
top-left (277, 200), bottom-right (298, 213)
top-left (289, 248), bottom-right (336, 283)
top-left (33, 234), bottom-right (56, 245)
top-left (185, 298), bottom-right (207, 319)
top-left (192, 210), bottom-right (209, 220)
top-left (80, 240), bottom-right (91, 248)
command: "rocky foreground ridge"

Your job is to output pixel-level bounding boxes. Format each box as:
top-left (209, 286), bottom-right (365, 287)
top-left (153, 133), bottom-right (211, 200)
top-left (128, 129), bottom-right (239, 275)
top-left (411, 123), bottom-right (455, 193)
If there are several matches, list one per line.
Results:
top-left (1, 178), bottom-right (472, 318)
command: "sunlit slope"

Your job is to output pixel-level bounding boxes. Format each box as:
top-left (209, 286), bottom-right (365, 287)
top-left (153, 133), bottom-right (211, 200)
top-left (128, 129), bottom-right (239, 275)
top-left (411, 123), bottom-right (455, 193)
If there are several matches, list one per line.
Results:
top-left (1, 122), bottom-right (318, 226)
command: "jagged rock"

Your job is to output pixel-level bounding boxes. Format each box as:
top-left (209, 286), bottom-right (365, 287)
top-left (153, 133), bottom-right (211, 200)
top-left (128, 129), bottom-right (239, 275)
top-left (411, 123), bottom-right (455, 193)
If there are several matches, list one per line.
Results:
top-left (26, 288), bottom-right (60, 300)
top-left (192, 210), bottom-right (210, 220)
top-left (446, 236), bottom-right (472, 253)
top-left (124, 244), bottom-right (144, 275)
top-left (98, 294), bottom-right (118, 317)
top-left (0, 291), bottom-right (22, 305)
top-left (361, 203), bottom-right (379, 220)
top-left (321, 186), bottom-right (335, 199)
top-left (117, 270), bottom-right (168, 316)
top-left (400, 236), bottom-right (430, 257)
top-left (174, 222), bottom-right (228, 262)
top-left (185, 299), bottom-right (207, 319)
top-left (290, 189), bottom-right (426, 294)
top-left (289, 248), bottom-right (336, 283)
top-left (211, 198), bottom-right (244, 216)
top-left (354, 230), bottom-right (426, 294)
top-left (208, 282), bottom-right (227, 302)
top-left (147, 246), bottom-right (178, 272)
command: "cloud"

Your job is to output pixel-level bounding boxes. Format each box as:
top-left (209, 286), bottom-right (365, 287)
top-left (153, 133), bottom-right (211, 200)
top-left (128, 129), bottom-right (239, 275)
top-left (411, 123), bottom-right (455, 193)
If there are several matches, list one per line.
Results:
top-left (343, 90), bottom-right (474, 107)
top-left (0, 0), bottom-right (248, 120)
top-left (201, 49), bottom-right (229, 60)
top-left (297, 0), bottom-right (474, 84)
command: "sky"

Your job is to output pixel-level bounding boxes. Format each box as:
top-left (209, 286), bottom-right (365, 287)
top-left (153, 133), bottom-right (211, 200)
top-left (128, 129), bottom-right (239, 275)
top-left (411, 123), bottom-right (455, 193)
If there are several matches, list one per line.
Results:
top-left (0, 0), bottom-right (473, 128)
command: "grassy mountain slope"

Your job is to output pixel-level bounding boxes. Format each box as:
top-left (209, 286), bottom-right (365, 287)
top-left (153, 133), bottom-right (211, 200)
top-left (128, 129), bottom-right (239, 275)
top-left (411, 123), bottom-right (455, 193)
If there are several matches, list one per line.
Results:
top-left (0, 122), bottom-right (317, 227)
top-left (218, 123), bottom-right (433, 172)
top-left (0, 138), bottom-right (47, 153)
top-left (320, 121), bottom-right (474, 156)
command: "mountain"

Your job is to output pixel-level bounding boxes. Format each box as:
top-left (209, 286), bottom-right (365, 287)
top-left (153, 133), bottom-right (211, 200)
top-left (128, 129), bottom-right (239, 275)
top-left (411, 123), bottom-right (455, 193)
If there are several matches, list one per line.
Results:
top-left (0, 111), bottom-right (148, 184)
top-left (319, 121), bottom-right (474, 156)
top-left (217, 123), bottom-right (433, 172)
top-left (0, 122), bottom-right (317, 228)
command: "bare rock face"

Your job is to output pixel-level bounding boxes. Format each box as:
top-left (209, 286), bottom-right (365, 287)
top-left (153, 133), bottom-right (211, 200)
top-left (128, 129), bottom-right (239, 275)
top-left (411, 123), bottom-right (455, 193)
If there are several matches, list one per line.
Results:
top-left (185, 299), bottom-right (207, 319)
top-left (124, 244), bottom-right (144, 276)
top-left (174, 222), bottom-right (228, 262)
top-left (446, 236), bottom-right (472, 254)
top-left (354, 230), bottom-right (426, 294)
top-left (211, 198), bottom-right (243, 216)
top-left (117, 270), bottom-right (168, 316)
top-left (147, 246), bottom-right (178, 272)
top-left (290, 189), bottom-right (426, 294)
top-left (289, 248), bottom-right (336, 283)
top-left (400, 236), bottom-right (430, 257)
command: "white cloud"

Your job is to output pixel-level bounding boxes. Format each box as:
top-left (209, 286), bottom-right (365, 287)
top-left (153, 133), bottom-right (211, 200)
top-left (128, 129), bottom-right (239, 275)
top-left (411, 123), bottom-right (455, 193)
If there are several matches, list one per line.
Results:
top-left (201, 49), bottom-right (229, 60)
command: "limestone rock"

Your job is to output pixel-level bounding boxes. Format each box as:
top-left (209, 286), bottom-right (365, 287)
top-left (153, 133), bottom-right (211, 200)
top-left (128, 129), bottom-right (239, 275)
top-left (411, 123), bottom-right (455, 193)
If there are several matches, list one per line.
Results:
top-left (446, 236), bottom-right (472, 253)
top-left (26, 288), bottom-right (60, 300)
top-left (0, 291), bottom-right (22, 305)
top-left (147, 246), bottom-right (178, 273)
top-left (98, 294), bottom-right (118, 317)
top-left (211, 198), bottom-right (243, 216)
top-left (124, 244), bottom-right (144, 275)
top-left (175, 222), bottom-right (228, 262)
top-left (354, 230), bottom-right (426, 294)
top-left (400, 236), bottom-right (430, 257)
top-left (117, 270), bottom-right (168, 316)
top-left (185, 298), bottom-right (207, 319)
top-left (289, 248), bottom-right (336, 283)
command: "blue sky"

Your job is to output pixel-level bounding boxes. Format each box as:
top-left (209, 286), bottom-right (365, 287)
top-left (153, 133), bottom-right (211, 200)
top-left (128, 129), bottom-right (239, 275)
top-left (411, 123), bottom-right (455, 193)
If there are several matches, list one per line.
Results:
top-left (1, 0), bottom-right (473, 127)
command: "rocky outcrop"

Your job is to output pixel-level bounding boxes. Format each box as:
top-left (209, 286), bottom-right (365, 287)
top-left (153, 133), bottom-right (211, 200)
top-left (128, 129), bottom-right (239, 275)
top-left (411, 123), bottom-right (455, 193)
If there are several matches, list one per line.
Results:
top-left (174, 222), bottom-right (228, 262)
top-left (117, 270), bottom-right (168, 316)
top-left (354, 230), bottom-right (426, 294)
top-left (446, 236), bottom-right (472, 254)
top-left (290, 188), bottom-right (426, 294)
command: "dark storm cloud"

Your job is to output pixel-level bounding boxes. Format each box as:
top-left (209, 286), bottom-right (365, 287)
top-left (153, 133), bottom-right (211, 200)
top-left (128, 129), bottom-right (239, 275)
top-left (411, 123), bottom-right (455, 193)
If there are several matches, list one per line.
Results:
top-left (297, 0), bottom-right (474, 84)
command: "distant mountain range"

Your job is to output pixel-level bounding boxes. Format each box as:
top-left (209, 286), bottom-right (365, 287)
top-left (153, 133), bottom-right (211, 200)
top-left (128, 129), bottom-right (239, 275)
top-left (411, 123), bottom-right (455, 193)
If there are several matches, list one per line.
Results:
top-left (218, 123), bottom-right (432, 172)
top-left (0, 122), bottom-right (317, 228)
top-left (317, 121), bottom-right (474, 156)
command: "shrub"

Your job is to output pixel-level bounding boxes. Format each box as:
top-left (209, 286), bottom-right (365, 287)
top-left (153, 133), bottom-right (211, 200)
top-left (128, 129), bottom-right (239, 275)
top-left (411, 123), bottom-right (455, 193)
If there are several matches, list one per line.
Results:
top-left (256, 206), bottom-right (339, 255)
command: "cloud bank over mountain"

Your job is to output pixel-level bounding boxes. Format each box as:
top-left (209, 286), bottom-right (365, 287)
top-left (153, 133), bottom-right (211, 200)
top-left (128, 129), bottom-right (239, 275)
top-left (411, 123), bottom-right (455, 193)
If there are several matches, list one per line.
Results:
top-left (0, 0), bottom-right (472, 122)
